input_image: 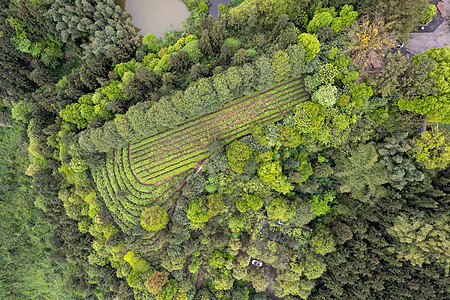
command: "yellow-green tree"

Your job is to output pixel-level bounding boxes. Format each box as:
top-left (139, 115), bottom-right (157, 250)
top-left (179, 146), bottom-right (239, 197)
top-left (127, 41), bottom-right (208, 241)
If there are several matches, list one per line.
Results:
top-left (413, 130), bottom-right (450, 170)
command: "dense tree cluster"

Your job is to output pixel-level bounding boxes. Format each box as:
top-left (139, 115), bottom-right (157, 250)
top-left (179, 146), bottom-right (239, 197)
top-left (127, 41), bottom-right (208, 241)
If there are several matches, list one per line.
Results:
top-left (1, 0), bottom-right (449, 299)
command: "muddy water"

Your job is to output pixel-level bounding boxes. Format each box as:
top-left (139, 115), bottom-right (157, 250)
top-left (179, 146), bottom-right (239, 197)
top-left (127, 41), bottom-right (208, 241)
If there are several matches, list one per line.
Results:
top-left (115, 0), bottom-right (190, 37)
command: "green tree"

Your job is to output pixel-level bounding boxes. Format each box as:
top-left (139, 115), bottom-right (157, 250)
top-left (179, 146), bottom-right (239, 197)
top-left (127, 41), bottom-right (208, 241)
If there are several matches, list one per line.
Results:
top-left (186, 198), bottom-right (211, 223)
top-left (307, 12), bottom-right (333, 33)
top-left (303, 252), bottom-right (327, 280)
top-left (209, 251), bottom-right (226, 269)
top-left (387, 213), bottom-right (450, 274)
top-left (207, 193), bottom-right (224, 217)
top-left (312, 85), bottom-right (338, 107)
top-left (227, 141), bottom-right (253, 173)
top-left (413, 130), bottom-right (450, 170)
top-left (140, 206), bottom-right (169, 231)
top-left (334, 142), bottom-right (389, 201)
top-left (271, 50), bottom-right (291, 83)
top-left (297, 33), bottom-right (320, 62)
top-left (266, 197), bottom-right (296, 221)
top-left (310, 230), bottom-right (336, 256)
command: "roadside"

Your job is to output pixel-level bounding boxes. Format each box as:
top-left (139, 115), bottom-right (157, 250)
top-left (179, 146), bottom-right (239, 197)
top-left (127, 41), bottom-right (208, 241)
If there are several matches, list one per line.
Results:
top-left (406, 2), bottom-right (450, 55)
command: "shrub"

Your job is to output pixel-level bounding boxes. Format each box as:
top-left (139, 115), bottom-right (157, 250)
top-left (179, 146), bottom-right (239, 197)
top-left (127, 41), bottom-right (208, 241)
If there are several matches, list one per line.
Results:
top-left (422, 4), bottom-right (437, 24)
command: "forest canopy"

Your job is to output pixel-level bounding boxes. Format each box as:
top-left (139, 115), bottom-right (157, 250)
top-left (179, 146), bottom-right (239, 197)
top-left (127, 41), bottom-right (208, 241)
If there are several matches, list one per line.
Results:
top-left (0, 0), bottom-right (449, 299)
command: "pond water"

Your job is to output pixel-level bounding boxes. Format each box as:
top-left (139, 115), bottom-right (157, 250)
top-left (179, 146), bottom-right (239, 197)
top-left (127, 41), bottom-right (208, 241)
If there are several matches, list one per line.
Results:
top-left (115, 0), bottom-right (191, 38)
top-left (209, 0), bottom-right (232, 18)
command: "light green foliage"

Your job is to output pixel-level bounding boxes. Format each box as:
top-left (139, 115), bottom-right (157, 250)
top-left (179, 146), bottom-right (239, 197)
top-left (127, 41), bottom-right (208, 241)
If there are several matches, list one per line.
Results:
top-left (279, 125), bottom-right (305, 148)
top-left (224, 38), bottom-right (241, 54)
top-left (199, 1), bottom-right (209, 12)
top-left (59, 102), bottom-right (98, 130)
top-left (238, 194), bottom-right (263, 212)
top-left (206, 193), bottom-right (224, 217)
top-left (211, 269), bottom-right (234, 291)
top-left (294, 102), bottom-right (328, 134)
top-left (398, 95), bottom-right (450, 124)
top-left (331, 5), bottom-right (358, 33)
top-left (102, 80), bottom-right (128, 101)
top-left (350, 83), bottom-right (373, 109)
top-left (227, 141), bottom-right (253, 173)
top-left (313, 107), bottom-right (356, 148)
top-left (248, 268), bottom-right (270, 292)
top-left (114, 59), bottom-right (136, 78)
top-left (209, 250), bottom-right (226, 269)
top-left (399, 47), bottom-right (450, 123)
top-left (310, 230), bottom-right (336, 255)
top-left (335, 142), bottom-right (389, 201)
top-left (188, 257), bottom-right (203, 274)
top-left (328, 47), bottom-right (339, 60)
top-left (266, 197), bottom-right (296, 222)
top-left (290, 200), bottom-right (315, 227)
top-left (303, 252), bottom-right (327, 280)
top-left (147, 97), bottom-right (183, 132)
top-left (182, 40), bottom-right (203, 63)
top-left (181, 78), bottom-right (218, 117)
top-left (342, 70), bottom-right (359, 85)
top-left (308, 190), bottom-right (335, 216)
top-left (387, 213), bottom-right (450, 274)
top-left (307, 12), bottom-right (333, 33)
top-left (187, 198), bottom-right (211, 223)
top-left (140, 206), bottom-right (169, 231)
top-left (270, 50), bottom-right (291, 83)
top-left (318, 63), bottom-right (338, 85)
top-left (254, 56), bottom-right (274, 90)
top-left (155, 279), bottom-right (178, 300)
top-left (413, 130), bottom-right (450, 170)
top-left (258, 161), bottom-right (282, 182)
top-left (297, 33), bottom-right (320, 62)
top-left (422, 4), bottom-right (437, 24)
top-left (312, 85), bottom-right (338, 107)
top-left (124, 251), bottom-right (150, 273)
top-left (142, 34), bottom-right (160, 53)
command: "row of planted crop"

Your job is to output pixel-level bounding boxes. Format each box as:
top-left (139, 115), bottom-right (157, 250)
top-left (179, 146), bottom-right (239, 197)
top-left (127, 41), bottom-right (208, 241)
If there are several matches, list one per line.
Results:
top-left (103, 162), bottom-right (144, 221)
top-left (141, 162), bottom-right (199, 185)
top-left (130, 85), bottom-right (306, 163)
top-left (93, 168), bottom-right (137, 233)
top-left (129, 78), bottom-right (301, 151)
top-left (129, 80), bottom-right (303, 154)
top-left (133, 147), bottom-right (208, 176)
top-left (106, 152), bottom-right (151, 210)
top-left (92, 168), bottom-right (128, 233)
top-left (139, 155), bottom-right (208, 185)
top-left (135, 95), bottom-right (308, 184)
top-left (130, 87), bottom-right (307, 170)
top-left (130, 80), bottom-right (304, 155)
top-left (132, 89), bottom-right (308, 173)
top-left (114, 149), bottom-right (157, 201)
top-left (120, 148), bottom-right (158, 193)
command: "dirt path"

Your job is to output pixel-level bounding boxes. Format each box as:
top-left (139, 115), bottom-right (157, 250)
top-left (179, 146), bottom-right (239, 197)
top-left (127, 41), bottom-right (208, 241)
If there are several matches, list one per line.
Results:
top-left (406, 3), bottom-right (450, 55)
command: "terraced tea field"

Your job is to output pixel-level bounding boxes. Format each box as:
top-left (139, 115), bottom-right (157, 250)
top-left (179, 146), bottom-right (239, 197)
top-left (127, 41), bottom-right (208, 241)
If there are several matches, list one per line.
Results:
top-left (93, 78), bottom-right (308, 233)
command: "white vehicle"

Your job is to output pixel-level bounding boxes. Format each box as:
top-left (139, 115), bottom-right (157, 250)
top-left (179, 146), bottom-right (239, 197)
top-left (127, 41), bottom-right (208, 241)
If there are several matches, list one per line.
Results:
top-left (251, 260), bottom-right (263, 267)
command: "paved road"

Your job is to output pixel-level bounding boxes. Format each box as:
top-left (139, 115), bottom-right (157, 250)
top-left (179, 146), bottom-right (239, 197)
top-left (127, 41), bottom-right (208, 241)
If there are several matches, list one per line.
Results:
top-left (406, 3), bottom-right (450, 55)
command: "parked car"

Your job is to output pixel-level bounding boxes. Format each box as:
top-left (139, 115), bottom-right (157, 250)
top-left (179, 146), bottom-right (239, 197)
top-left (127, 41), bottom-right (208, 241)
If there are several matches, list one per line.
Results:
top-left (278, 220), bottom-right (287, 225)
top-left (251, 260), bottom-right (263, 267)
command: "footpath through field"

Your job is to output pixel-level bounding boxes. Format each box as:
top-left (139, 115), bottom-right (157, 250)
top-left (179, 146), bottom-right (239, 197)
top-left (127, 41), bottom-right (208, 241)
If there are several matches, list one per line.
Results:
top-left (128, 78), bottom-right (308, 185)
